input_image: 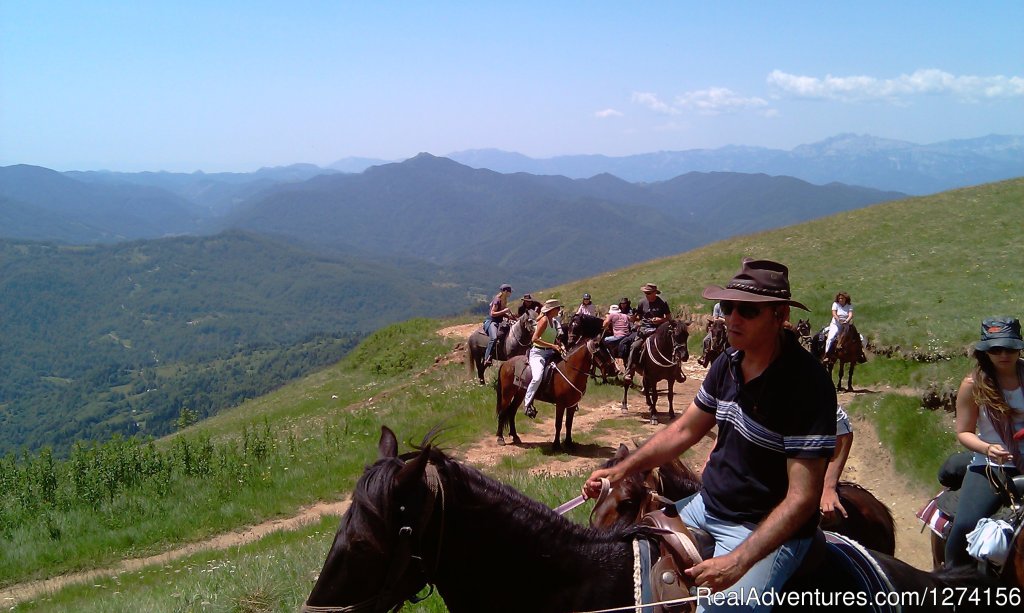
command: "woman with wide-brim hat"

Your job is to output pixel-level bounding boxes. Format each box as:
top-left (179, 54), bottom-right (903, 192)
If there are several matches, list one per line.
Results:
top-left (944, 316), bottom-right (1024, 567)
top-left (523, 299), bottom-right (564, 418)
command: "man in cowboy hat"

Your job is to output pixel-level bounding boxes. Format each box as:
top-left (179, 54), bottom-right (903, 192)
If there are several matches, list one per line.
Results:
top-left (585, 259), bottom-right (836, 610)
top-left (623, 282), bottom-right (672, 386)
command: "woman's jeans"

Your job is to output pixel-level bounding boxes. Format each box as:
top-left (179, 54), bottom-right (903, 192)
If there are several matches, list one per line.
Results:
top-left (483, 318), bottom-right (498, 362)
top-left (944, 462), bottom-right (1018, 567)
top-left (675, 493), bottom-right (811, 613)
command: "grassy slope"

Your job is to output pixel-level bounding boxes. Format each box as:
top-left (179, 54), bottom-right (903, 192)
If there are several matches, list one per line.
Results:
top-left (13, 178), bottom-right (1024, 610)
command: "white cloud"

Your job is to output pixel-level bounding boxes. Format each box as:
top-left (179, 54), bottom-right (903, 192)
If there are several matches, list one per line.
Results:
top-left (594, 108), bottom-right (624, 118)
top-left (767, 69), bottom-right (1024, 102)
top-left (632, 88), bottom-right (771, 117)
top-left (631, 92), bottom-right (678, 115)
top-left (674, 87), bottom-right (769, 115)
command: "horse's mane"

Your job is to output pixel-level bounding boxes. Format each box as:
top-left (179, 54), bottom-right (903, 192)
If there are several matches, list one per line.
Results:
top-left (837, 480), bottom-right (896, 526)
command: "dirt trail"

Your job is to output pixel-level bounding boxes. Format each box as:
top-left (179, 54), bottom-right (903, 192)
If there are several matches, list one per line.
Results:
top-left (2, 327), bottom-right (936, 603)
top-left (0, 500), bottom-right (350, 605)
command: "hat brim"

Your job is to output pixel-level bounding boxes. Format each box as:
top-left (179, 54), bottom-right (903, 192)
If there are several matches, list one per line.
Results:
top-left (975, 338), bottom-right (1024, 351)
top-left (702, 285), bottom-right (809, 311)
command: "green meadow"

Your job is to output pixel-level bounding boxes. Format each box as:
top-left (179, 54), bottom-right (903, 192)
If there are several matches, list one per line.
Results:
top-left (4, 178), bottom-right (1023, 611)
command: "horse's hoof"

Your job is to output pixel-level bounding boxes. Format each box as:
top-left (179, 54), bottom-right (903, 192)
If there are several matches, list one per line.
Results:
top-left (512, 435), bottom-right (522, 445)
top-left (552, 441), bottom-right (562, 451)
top-left (497, 436), bottom-right (506, 446)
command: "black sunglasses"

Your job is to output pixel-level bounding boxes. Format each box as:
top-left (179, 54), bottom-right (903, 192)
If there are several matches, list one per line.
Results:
top-left (987, 346), bottom-right (1021, 355)
top-left (720, 300), bottom-right (764, 320)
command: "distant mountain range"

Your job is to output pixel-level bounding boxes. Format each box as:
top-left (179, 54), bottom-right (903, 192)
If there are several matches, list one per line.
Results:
top-left (226, 153), bottom-right (904, 286)
top-left (1, 152), bottom-right (906, 288)
top-left (326, 134), bottom-right (1023, 195)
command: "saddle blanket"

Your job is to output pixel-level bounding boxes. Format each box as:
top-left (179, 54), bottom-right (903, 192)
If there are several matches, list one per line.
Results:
top-left (916, 490), bottom-right (953, 538)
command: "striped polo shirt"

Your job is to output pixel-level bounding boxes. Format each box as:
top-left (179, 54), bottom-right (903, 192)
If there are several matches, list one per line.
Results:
top-left (695, 331), bottom-right (837, 537)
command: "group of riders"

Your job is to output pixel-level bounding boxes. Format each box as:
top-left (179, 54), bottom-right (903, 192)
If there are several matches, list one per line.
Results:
top-left (481, 282), bottom-right (679, 415)
top-left (478, 258), bottom-right (1024, 611)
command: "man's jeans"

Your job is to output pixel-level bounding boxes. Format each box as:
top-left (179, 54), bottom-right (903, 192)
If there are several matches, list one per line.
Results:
top-left (675, 493), bottom-right (811, 613)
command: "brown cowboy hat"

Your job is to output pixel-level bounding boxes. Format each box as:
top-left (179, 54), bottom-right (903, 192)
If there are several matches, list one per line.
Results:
top-left (702, 258), bottom-right (809, 311)
top-left (640, 283), bottom-right (661, 294)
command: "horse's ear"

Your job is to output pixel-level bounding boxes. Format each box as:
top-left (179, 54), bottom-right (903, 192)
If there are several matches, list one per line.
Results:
top-left (378, 426), bottom-right (399, 459)
top-left (615, 443), bottom-right (630, 461)
top-left (395, 448), bottom-right (429, 491)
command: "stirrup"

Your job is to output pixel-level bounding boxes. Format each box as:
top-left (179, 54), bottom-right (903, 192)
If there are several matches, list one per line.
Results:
top-left (524, 404), bottom-right (538, 419)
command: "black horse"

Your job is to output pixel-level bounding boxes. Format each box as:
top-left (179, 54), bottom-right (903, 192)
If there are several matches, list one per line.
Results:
top-left (306, 427), bottom-right (1004, 613)
top-left (620, 319), bottom-right (690, 423)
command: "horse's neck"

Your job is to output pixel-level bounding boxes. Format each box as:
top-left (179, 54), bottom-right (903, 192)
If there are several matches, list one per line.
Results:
top-left (435, 477), bottom-right (634, 611)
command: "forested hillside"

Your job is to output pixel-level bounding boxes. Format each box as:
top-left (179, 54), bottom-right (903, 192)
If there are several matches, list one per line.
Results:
top-left (0, 232), bottom-right (473, 453)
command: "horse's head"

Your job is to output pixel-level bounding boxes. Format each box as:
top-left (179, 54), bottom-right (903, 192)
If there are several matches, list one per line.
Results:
top-left (592, 339), bottom-right (618, 379)
top-left (305, 427), bottom-right (444, 612)
top-left (567, 313), bottom-right (605, 347)
top-left (671, 319), bottom-right (691, 362)
top-left (795, 319), bottom-right (811, 337)
top-left (590, 444), bottom-right (669, 530)
top-left (590, 443), bottom-right (703, 527)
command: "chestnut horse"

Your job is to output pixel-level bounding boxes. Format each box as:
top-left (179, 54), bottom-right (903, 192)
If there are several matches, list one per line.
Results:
top-left (620, 319), bottom-right (690, 424)
top-left (494, 315), bottom-right (605, 449)
top-left (590, 443), bottom-right (897, 556)
top-left (306, 427), bottom-right (1004, 613)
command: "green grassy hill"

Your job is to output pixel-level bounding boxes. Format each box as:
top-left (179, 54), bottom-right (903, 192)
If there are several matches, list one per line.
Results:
top-left (5, 178), bottom-right (1023, 611)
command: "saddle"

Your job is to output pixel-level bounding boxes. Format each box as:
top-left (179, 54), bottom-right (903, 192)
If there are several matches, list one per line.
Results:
top-left (510, 353), bottom-right (562, 390)
top-left (639, 509), bottom-right (706, 613)
top-left (917, 452), bottom-right (1024, 540)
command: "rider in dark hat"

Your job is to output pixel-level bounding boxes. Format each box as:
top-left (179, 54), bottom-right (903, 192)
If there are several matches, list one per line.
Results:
top-left (587, 258), bottom-right (836, 604)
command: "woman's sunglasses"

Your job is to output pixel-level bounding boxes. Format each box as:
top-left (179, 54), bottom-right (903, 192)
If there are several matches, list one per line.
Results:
top-left (720, 300), bottom-right (764, 320)
top-left (987, 346), bottom-right (1021, 355)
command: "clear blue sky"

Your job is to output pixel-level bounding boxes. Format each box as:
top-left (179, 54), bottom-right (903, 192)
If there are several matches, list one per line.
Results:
top-left (2, 1), bottom-right (1022, 172)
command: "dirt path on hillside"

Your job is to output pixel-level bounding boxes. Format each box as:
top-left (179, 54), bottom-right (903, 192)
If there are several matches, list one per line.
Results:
top-left (0, 500), bottom-right (350, 605)
top-left (2, 327), bottom-right (936, 604)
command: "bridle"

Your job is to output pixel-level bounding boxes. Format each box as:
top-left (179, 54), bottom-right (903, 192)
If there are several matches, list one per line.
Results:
top-left (645, 321), bottom-right (688, 368)
top-left (302, 464), bottom-right (446, 613)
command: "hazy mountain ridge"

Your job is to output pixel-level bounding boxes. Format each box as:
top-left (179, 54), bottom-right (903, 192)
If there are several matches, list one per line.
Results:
top-left (447, 134), bottom-right (1024, 194)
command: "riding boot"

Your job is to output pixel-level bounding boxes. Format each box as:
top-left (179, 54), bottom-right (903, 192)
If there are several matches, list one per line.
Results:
top-left (524, 404), bottom-right (538, 419)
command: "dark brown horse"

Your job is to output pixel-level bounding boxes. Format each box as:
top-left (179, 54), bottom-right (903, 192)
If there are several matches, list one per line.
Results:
top-left (494, 315), bottom-right (605, 449)
top-left (306, 427), bottom-right (1004, 613)
top-left (697, 318), bottom-right (726, 367)
top-left (466, 311), bottom-right (535, 384)
top-left (590, 443), bottom-right (898, 556)
top-left (812, 323), bottom-right (864, 392)
top-left (621, 319), bottom-right (690, 424)
top-left (828, 322), bottom-right (864, 392)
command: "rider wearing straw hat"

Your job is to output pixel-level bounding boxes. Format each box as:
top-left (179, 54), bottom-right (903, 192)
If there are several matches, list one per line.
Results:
top-left (523, 299), bottom-right (565, 419)
top-left (586, 259), bottom-right (836, 611)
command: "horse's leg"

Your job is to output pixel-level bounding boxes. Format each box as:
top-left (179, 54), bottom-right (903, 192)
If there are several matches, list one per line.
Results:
top-left (495, 373), bottom-right (507, 445)
top-left (667, 379), bottom-right (675, 420)
top-left (508, 389), bottom-right (523, 445)
top-left (646, 376), bottom-right (658, 425)
top-left (846, 361), bottom-right (855, 392)
top-left (564, 404), bottom-right (576, 450)
top-left (621, 379), bottom-right (630, 414)
top-left (553, 404), bottom-right (564, 451)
